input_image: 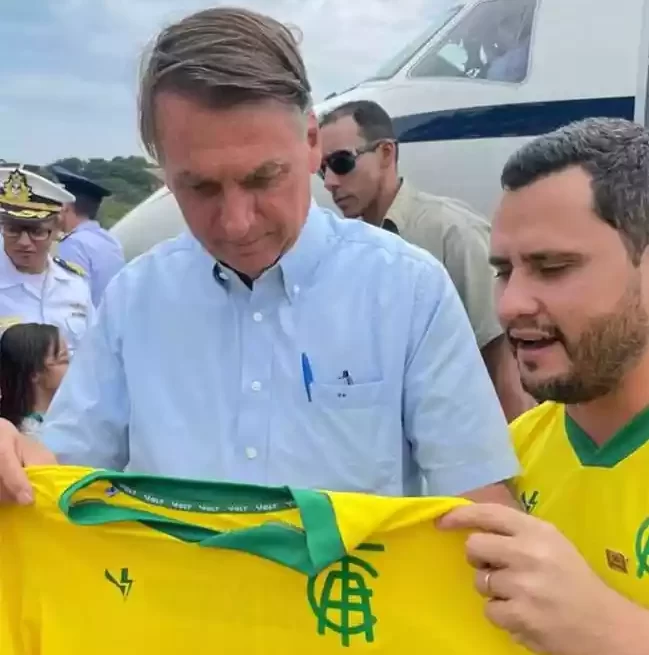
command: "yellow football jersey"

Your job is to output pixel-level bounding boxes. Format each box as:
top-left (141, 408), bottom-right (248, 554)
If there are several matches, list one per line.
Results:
top-left (0, 466), bottom-right (530, 655)
top-left (512, 401), bottom-right (649, 608)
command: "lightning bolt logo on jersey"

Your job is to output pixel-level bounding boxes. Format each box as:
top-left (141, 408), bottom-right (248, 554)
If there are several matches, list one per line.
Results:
top-left (511, 401), bottom-right (649, 610)
top-left (105, 568), bottom-right (134, 599)
top-left (0, 466), bottom-right (532, 655)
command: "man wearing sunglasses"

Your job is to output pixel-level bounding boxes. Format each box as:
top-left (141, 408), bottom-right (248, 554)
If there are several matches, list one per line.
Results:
top-left (0, 166), bottom-right (94, 356)
top-left (319, 100), bottom-right (531, 421)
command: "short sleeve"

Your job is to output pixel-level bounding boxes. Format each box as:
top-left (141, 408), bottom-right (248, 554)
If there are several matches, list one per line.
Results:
top-left (403, 260), bottom-right (519, 496)
top-left (58, 237), bottom-right (92, 278)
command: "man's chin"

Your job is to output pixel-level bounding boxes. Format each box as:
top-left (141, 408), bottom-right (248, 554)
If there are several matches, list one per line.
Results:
top-left (11, 253), bottom-right (37, 265)
top-left (520, 373), bottom-right (599, 405)
top-left (334, 199), bottom-right (358, 218)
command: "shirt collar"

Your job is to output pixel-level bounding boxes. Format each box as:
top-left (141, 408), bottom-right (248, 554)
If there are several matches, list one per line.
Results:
top-left (74, 220), bottom-right (99, 233)
top-left (211, 201), bottom-right (331, 302)
top-left (278, 201), bottom-right (331, 301)
top-left (383, 178), bottom-right (416, 234)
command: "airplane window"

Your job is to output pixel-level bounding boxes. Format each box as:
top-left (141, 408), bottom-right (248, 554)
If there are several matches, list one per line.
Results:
top-left (365, 4), bottom-right (465, 82)
top-left (409, 0), bottom-right (537, 83)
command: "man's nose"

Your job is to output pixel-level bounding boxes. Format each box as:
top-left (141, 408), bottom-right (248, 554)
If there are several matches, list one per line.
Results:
top-left (496, 271), bottom-right (541, 326)
top-left (220, 189), bottom-right (255, 240)
top-left (323, 167), bottom-right (341, 193)
top-left (15, 231), bottom-right (32, 247)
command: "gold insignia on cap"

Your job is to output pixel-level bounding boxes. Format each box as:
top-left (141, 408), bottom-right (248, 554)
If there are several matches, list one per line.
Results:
top-left (0, 168), bottom-right (61, 214)
top-left (3, 170), bottom-right (31, 204)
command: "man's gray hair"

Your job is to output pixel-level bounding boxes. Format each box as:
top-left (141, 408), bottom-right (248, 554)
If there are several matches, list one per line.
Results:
top-left (138, 7), bottom-right (312, 160)
top-left (501, 117), bottom-right (649, 264)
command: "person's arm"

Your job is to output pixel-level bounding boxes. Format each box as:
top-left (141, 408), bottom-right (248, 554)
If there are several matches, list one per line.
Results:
top-left (42, 278), bottom-right (129, 469)
top-left (438, 503), bottom-right (649, 655)
top-left (442, 218), bottom-right (532, 421)
top-left (403, 258), bottom-right (520, 505)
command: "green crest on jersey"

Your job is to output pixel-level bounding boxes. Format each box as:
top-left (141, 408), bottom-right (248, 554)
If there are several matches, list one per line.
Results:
top-left (307, 543), bottom-right (384, 647)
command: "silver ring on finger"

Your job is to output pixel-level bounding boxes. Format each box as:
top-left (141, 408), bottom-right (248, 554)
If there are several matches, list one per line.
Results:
top-left (484, 569), bottom-right (494, 597)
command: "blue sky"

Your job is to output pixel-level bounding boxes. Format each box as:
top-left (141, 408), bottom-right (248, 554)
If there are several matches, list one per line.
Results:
top-left (0, 0), bottom-right (447, 164)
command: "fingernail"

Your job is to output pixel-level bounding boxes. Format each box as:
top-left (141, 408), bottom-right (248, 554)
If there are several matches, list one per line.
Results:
top-left (17, 490), bottom-right (33, 505)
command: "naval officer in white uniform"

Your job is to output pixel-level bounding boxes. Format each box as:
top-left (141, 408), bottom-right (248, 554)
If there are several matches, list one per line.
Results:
top-left (0, 166), bottom-right (94, 355)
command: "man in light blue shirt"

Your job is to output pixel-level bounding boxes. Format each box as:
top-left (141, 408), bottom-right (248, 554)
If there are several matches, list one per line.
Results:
top-left (0, 7), bottom-right (518, 506)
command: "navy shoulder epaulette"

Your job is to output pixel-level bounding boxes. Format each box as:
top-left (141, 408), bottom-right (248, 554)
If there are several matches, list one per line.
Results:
top-left (53, 257), bottom-right (86, 277)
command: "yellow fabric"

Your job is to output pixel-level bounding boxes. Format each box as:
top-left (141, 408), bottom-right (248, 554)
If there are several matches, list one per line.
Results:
top-left (0, 466), bottom-right (529, 655)
top-left (512, 402), bottom-right (649, 608)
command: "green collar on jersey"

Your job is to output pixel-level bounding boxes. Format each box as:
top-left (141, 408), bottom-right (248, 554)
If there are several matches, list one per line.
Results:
top-left (58, 469), bottom-right (347, 577)
top-left (565, 403), bottom-right (649, 468)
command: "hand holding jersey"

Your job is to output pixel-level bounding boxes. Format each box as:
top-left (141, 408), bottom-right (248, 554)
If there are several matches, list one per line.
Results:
top-left (439, 504), bottom-right (648, 655)
top-left (0, 418), bottom-right (55, 504)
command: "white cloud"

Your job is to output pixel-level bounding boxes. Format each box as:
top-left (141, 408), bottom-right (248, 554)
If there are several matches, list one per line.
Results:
top-left (2, 73), bottom-right (132, 110)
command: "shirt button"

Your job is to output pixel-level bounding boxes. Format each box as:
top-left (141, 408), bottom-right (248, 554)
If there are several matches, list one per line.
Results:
top-left (218, 272), bottom-right (228, 281)
top-left (245, 447), bottom-right (258, 460)
top-left (251, 381), bottom-right (262, 391)
top-left (253, 312), bottom-right (263, 322)
top-left (293, 285), bottom-right (300, 294)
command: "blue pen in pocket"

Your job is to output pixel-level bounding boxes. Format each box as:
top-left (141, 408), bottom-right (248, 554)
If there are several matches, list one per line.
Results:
top-left (301, 353), bottom-right (314, 402)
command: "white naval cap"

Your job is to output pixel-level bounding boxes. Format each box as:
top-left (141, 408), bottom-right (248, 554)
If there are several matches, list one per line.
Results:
top-left (0, 166), bottom-right (75, 222)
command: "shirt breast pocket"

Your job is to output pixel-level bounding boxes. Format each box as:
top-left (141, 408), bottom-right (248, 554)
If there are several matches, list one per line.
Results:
top-left (308, 380), bottom-right (391, 481)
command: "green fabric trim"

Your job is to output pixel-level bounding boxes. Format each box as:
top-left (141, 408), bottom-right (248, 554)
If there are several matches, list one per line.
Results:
top-left (565, 404), bottom-right (649, 468)
top-left (59, 470), bottom-right (346, 576)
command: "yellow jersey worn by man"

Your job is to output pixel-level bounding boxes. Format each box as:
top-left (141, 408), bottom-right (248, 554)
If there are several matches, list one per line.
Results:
top-left (0, 466), bottom-right (530, 655)
top-left (512, 401), bottom-right (649, 608)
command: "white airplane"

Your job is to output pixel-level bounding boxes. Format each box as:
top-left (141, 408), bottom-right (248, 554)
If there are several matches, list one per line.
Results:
top-left (112, 0), bottom-right (649, 260)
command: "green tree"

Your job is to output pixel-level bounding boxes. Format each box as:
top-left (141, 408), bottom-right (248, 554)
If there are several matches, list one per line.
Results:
top-left (47, 156), bottom-right (163, 228)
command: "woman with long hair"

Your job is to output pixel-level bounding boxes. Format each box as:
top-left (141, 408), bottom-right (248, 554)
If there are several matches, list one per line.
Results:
top-left (0, 323), bottom-right (69, 439)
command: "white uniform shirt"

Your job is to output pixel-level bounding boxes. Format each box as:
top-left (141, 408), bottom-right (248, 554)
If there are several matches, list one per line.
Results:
top-left (0, 243), bottom-right (94, 355)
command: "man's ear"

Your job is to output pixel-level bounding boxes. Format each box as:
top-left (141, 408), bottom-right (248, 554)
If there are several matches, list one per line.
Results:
top-left (379, 140), bottom-right (397, 169)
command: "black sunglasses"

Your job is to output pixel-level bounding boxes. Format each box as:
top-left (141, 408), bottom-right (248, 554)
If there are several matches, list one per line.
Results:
top-left (318, 140), bottom-right (388, 180)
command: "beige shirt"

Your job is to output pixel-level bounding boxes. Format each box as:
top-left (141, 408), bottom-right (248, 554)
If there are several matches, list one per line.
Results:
top-left (383, 180), bottom-right (503, 350)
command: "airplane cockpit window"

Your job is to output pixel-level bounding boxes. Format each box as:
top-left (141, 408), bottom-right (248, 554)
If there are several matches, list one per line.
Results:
top-left (409, 0), bottom-right (537, 83)
top-left (365, 4), bottom-right (465, 82)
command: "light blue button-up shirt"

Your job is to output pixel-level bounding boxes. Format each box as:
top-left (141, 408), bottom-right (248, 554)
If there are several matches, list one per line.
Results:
top-left (57, 220), bottom-right (125, 306)
top-left (43, 204), bottom-right (518, 496)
